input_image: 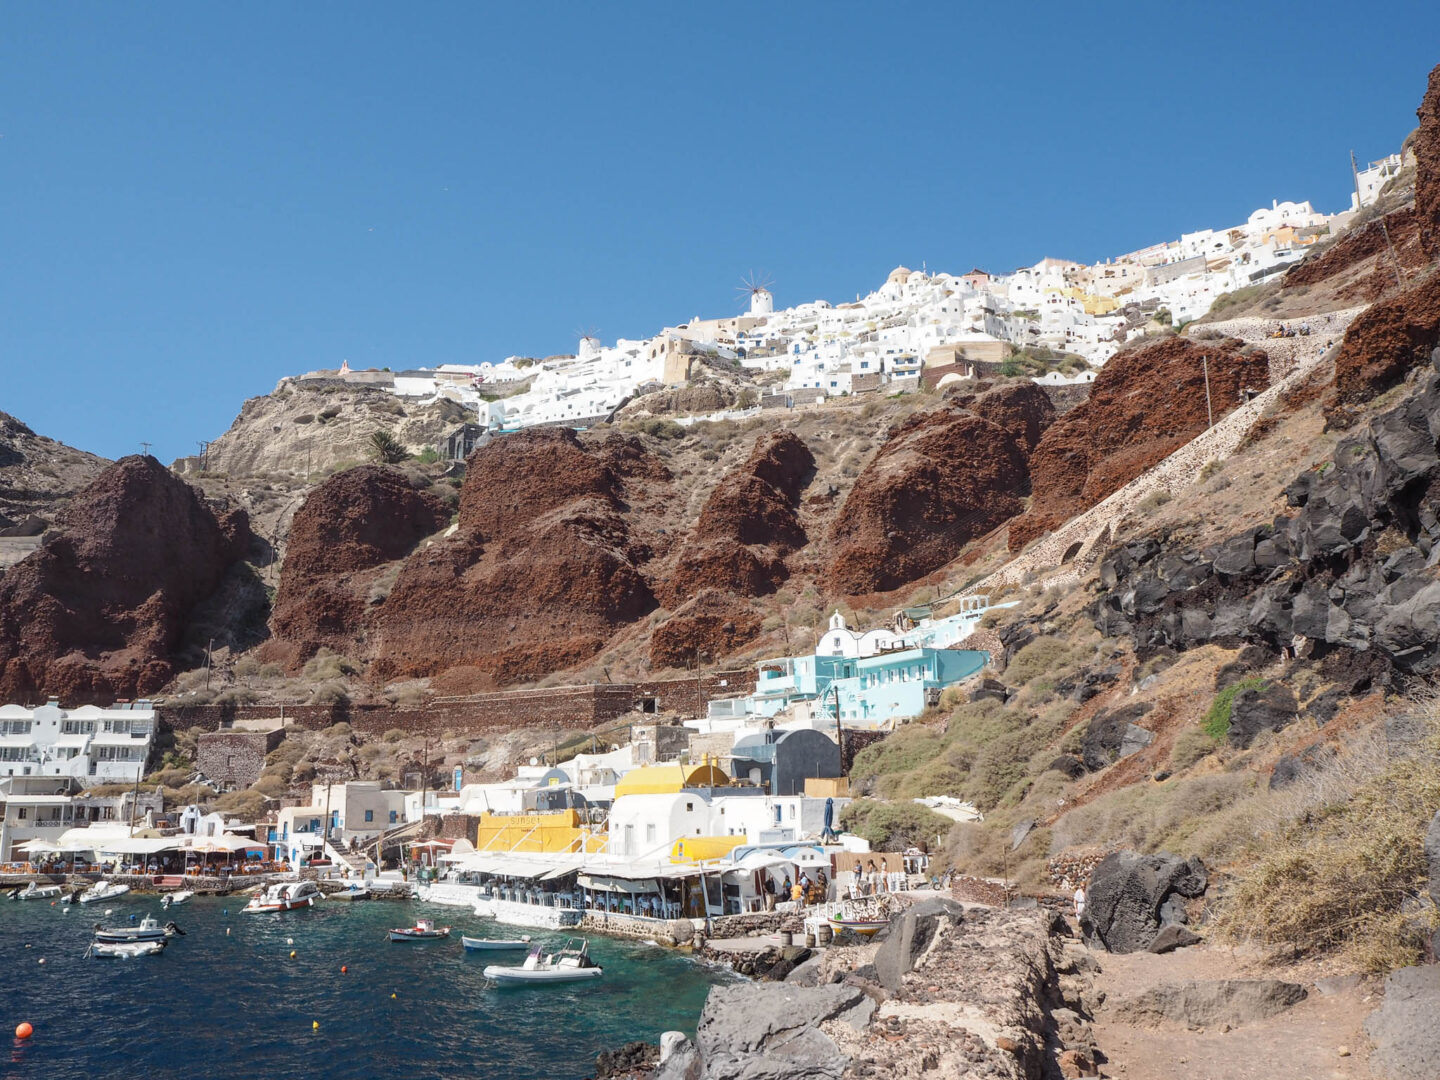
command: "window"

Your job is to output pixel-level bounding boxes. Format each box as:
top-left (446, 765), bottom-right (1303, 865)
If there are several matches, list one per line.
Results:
top-left (645, 823), bottom-right (656, 845)
top-left (389, 811), bottom-right (398, 824)
top-left (364, 810), bottom-right (374, 823)
top-left (17, 807), bottom-right (27, 819)
top-left (685, 802), bottom-right (693, 812)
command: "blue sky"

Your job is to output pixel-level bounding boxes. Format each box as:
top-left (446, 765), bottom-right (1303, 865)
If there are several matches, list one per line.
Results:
top-left (3, 3), bottom-right (1438, 464)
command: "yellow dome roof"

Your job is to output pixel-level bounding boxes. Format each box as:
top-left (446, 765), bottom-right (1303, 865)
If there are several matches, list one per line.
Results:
top-left (886, 265), bottom-right (913, 284)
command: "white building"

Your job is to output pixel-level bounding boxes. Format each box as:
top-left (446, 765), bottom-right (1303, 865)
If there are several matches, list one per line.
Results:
top-left (0, 701), bottom-right (156, 784)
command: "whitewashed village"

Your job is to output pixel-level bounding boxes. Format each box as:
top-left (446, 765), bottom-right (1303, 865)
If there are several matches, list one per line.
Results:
top-left (294, 161), bottom-right (1405, 435)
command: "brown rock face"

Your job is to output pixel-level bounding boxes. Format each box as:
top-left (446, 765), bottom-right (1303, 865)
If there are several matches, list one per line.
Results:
top-left (1283, 206), bottom-right (1423, 292)
top-left (265, 466), bottom-right (450, 668)
top-left (1331, 269), bottom-right (1440, 406)
top-left (948, 381), bottom-right (1058, 453)
top-left (662, 431), bottom-right (814, 605)
top-left (0, 456), bottom-right (252, 702)
top-left (367, 428), bottom-right (666, 686)
top-left (649, 589), bottom-right (763, 669)
top-left (827, 394), bottom-right (1039, 596)
top-left (1010, 337), bottom-right (1271, 550)
top-left (1416, 63), bottom-right (1440, 263)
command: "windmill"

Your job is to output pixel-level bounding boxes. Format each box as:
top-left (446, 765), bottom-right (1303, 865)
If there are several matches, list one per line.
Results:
top-left (737, 271), bottom-right (775, 316)
top-left (573, 324), bottom-right (602, 359)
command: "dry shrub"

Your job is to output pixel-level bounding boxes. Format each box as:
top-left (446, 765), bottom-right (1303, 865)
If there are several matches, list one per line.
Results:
top-left (1213, 707), bottom-right (1440, 972)
top-left (1169, 727), bottom-right (1216, 771)
top-left (1050, 772), bottom-right (1256, 857)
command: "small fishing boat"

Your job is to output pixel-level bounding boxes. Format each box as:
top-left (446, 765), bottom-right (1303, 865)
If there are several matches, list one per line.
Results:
top-left (327, 883), bottom-right (370, 902)
top-left (461, 934), bottom-right (532, 951)
top-left (12, 882), bottom-right (63, 901)
top-left (93, 915), bottom-right (184, 944)
top-left (483, 939), bottom-right (603, 985)
top-left (88, 940), bottom-right (166, 959)
top-left (827, 914), bottom-right (889, 936)
top-left (78, 881), bottom-right (132, 904)
top-left (388, 917), bottom-right (451, 942)
top-left (160, 890), bottom-right (194, 908)
top-left (243, 880), bottom-right (322, 913)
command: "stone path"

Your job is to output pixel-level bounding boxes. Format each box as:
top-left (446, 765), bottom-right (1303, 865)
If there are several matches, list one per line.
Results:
top-left (968, 308), bottom-right (1366, 594)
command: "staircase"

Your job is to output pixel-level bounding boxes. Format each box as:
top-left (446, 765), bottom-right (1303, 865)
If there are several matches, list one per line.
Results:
top-left (325, 842), bottom-right (370, 875)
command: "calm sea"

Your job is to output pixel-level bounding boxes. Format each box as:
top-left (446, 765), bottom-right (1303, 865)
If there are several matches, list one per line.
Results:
top-left (0, 892), bottom-right (730, 1080)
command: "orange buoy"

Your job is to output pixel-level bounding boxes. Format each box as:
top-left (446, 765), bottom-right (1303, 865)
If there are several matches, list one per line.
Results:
top-left (15, 1022), bottom-right (33, 1039)
top-left (289, 950), bottom-right (297, 959)
top-left (340, 965), bottom-right (348, 973)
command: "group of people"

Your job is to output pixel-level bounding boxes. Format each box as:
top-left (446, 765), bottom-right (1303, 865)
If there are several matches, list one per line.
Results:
top-left (765, 868), bottom-right (829, 910)
top-left (848, 858), bottom-right (905, 898)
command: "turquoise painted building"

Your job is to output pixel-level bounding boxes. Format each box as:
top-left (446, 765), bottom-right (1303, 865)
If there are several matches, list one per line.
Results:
top-left (709, 608), bottom-right (991, 728)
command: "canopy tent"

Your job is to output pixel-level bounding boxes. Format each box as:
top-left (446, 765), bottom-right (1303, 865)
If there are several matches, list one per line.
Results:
top-left (188, 834), bottom-right (260, 854)
top-left (93, 837), bottom-right (183, 856)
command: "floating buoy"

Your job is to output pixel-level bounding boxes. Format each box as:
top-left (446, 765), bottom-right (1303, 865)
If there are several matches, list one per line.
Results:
top-left (340, 965), bottom-right (348, 974)
top-left (289, 950), bottom-right (297, 959)
top-left (50, 902), bottom-right (55, 907)
top-left (37, 959), bottom-right (45, 965)
top-left (104, 909), bottom-right (112, 916)
top-left (226, 928), bottom-right (231, 936)
top-left (312, 1020), bottom-right (319, 1031)
top-left (286, 938), bottom-right (294, 946)
top-left (15, 1022), bottom-right (33, 1040)
top-left (390, 993), bottom-right (396, 999)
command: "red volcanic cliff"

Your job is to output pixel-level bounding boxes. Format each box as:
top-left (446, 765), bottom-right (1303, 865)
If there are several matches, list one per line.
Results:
top-left (827, 383), bottom-right (1053, 595)
top-left (649, 589), bottom-right (763, 670)
top-left (1416, 63), bottom-right (1440, 263)
top-left (1009, 337), bottom-right (1270, 551)
top-left (0, 456), bottom-right (252, 703)
top-left (366, 428), bottom-right (666, 686)
top-left (662, 430), bottom-right (814, 606)
top-left (265, 465), bottom-right (450, 669)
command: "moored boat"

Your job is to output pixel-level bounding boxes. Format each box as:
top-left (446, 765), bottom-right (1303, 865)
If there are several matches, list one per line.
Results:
top-left (160, 890), bottom-right (194, 908)
top-left (328, 883), bottom-right (369, 902)
top-left (88, 940), bottom-right (166, 958)
top-left (483, 939), bottom-right (603, 985)
top-left (389, 917), bottom-right (451, 942)
top-left (12, 882), bottom-right (63, 901)
top-left (243, 880), bottom-right (322, 913)
top-left (461, 934), bottom-right (532, 951)
top-left (93, 915), bottom-right (183, 944)
top-left (78, 881), bottom-right (131, 904)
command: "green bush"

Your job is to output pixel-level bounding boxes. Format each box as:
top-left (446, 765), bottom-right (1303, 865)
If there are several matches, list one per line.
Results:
top-left (1204, 676), bottom-right (1267, 740)
top-left (415, 448), bottom-right (441, 464)
top-left (368, 430), bottom-right (408, 464)
top-left (839, 799), bottom-right (953, 851)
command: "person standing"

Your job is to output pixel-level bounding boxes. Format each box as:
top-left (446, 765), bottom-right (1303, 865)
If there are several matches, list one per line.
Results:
top-left (1074, 886), bottom-right (1087, 922)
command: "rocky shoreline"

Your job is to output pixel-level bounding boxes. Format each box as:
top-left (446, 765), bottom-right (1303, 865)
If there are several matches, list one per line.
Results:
top-left (593, 898), bottom-right (1105, 1080)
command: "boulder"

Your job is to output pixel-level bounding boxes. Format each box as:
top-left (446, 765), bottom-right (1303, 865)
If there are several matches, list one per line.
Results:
top-left (1227, 683), bottom-right (1298, 748)
top-left (1147, 925), bottom-right (1202, 954)
top-left (694, 982), bottom-right (871, 1080)
top-left (1048, 755), bottom-right (1086, 779)
top-left (1081, 703), bottom-right (1154, 772)
top-left (1425, 809), bottom-right (1440, 906)
top-left (1269, 743), bottom-right (1338, 791)
top-left (597, 1041), bottom-right (662, 1079)
top-left (667, 918), bottom-right (696, 946)
top-left (1112, 979), bottom-right (1306, 1027)
top-left (1364, 964), bottom-right (1440, 1080)
top-left (1085, 851), bottom-right (1208, 954)
top-left (873, 897), bottom-right (965, 992)
top-left (653, 1030), bottom-right (701, 1080)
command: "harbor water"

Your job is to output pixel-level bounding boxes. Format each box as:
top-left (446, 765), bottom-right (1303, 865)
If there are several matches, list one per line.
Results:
top-left (0, 893), bottom-right (731, 1080)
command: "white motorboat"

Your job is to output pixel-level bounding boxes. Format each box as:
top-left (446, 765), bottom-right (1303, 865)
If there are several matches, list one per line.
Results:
top-left (243, 880), bottom-right (322, 913)
top-left (78, 881), bottom-right (132, 904)
top-left (327, 883), bottom-right (369, 902)
top-left (160, 890), bottom-right (194, 907)
top-left (462, 934), bottom-right (532, 951)
top-left (11, 882), bottom-right (63, 901)
top-left (483, 939), bottom-right (603, 985)
top-left (93, 915), bottom-right (184, 944)
top-left (88, 940), bottom-right (166, 958)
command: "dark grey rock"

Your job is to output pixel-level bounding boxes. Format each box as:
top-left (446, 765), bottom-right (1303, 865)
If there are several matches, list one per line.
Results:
top-left (1364, 965), bottom-right (1440, 1080)
top-left (1085, 851), bottom-right (1207, 954)
top-left (654, 1032), bottom-right (702, 1080)
top-left (1113, 979), bottom-right (1306, 1027)
top-left (969, 677), bottom-right (1010, 704)
top-left (694, 983), bottom-right (868, 1080)
top-left (1082, 702), bottom-right (1154, 772)
top-left (1304, 688), bottom-right (1345, 725)
top-left (1312, 974), bottom-right (1363, 997)
top-left (1425, 810), bottom-right (1440, 906)
top-left (873, 897), bottom-right (964, 993)
top-left (1119, 723), bottom-right (1155, 760)
top-left (783, 955), bottom-right (824, 988)
top-left (1147, 925), bottom-right (1202, 953)
top-left (1375, 579), bottom-right (1440, 673)
top-left (1157, 895), bottom-right (1189, 927)
top-left (1227, 683), bottom-right (1298, 748)
top-left (1269, 742), bottom-right (1337, 790)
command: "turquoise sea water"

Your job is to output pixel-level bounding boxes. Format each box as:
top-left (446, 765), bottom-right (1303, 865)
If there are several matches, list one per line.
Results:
top-left (0, 893), bottom-right (730, 1080)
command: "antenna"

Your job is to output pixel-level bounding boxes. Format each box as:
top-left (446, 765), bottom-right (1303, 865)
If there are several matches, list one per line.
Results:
top-left (140, 442), bottom-right (152, 456)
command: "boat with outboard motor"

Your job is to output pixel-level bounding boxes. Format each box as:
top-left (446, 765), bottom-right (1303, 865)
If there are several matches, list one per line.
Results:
top-left (87, 940), bottom-right (166, 959)
top-left (243, 880), bottom-right (322, 913)
top-left (461, 934), bottom-right (532, 951)
top-left (93, 915), bottom-right (184, 944)
top-left (78, 880), bottom-right (131, 904)
top-left (389, 917), bottom-right (451, 942)
top-left (160, 890), bottom-right (194, 908)
top-left (10, 882), bottom-right (63, 901)
top-left (482, 938), bottom-right (603, 985)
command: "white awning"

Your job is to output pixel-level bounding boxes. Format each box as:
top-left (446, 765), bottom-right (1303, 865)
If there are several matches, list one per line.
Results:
top-left (95, 837), bottom-right (182, 855)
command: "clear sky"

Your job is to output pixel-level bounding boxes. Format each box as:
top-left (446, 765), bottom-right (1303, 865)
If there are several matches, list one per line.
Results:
top-left (3, 3), bottom-right (1438, 463)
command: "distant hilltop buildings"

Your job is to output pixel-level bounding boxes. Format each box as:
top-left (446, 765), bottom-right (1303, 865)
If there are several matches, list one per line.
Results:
top-left (290, 147), bottom-right (1411, 436)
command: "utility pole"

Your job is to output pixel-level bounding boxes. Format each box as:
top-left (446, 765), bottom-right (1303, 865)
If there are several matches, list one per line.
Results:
top-left (196, 441), bottom-right (210, 472)
top-left (1350, 150), bottom-right (1363, 211)
top-left (140, 442), bottom-right (152, 457)
top-left (203, 638), bottom-right (215, 690)
top-left (1201, 356), bottom-right (1213, 429)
